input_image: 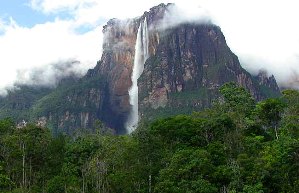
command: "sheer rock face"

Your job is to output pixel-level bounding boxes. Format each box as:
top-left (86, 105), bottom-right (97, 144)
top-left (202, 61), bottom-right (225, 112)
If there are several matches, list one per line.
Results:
top-left (137, 21), bottom-right (281, 120)
top-left (89, 3), bottom-right (280, 125)
top-left (1, 3), bottom-right (280, 134)
top-left (85, 3), bottom-right (171, 132)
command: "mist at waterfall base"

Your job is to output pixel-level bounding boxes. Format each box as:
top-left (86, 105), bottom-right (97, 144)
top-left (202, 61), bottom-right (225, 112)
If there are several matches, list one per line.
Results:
top-left (125, 18), bottom-right (149, 133)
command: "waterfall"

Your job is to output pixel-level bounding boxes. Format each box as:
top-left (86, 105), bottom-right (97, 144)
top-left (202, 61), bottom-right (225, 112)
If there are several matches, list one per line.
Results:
top-left (142, 17), bottom-right (149, 61)
top-left (126, 18), bottom-right (149, 133)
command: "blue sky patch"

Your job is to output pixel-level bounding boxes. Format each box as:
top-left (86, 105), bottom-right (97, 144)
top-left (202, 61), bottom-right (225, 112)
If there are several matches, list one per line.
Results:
top-left (0, 0), bottom-right (73, 27)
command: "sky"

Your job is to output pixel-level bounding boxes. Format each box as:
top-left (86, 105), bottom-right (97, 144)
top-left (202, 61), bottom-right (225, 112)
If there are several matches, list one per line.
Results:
top-left (0, 0), bottom-right (298, 95)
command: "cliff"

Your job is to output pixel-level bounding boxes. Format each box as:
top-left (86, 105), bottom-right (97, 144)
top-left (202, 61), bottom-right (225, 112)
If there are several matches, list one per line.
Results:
top-left (88, 3), bottom-right (280, 125)
top-left (0, 3), bottom-right (281, 134)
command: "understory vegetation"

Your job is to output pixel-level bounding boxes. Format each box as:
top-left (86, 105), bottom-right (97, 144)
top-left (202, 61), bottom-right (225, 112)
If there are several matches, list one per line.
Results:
top-left (0, 83), bottom-right (298, 193)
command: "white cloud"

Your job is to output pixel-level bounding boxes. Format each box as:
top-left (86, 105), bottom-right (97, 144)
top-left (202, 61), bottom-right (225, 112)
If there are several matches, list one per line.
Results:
top-left (30, 0), bottom-right (84, 13)
top-left (0, 17), bottom-right (102, 95)
top-left (157, 4), bottom-right (211, 31)
top-left (16, 61), bottom-right (85, 87)
top-left (0, 18), bottom-right (4, 31)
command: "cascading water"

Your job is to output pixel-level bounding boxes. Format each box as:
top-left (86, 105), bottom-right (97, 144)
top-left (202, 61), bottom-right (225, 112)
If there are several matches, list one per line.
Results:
top-left (126, 18), bottom-right (149, 133)
top-left (142, 18), bottom-right (149, 61)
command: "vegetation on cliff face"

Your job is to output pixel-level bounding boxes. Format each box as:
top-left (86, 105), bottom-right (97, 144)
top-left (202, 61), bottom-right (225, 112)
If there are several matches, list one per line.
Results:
top-left (0, 75), bottom-right (106, 135)
top-left (0, 84), bottom-right (298, 193)
top-left (0, 86), bottom-right (53, 121)
top-left (31, 75), bottom-right (106, 134)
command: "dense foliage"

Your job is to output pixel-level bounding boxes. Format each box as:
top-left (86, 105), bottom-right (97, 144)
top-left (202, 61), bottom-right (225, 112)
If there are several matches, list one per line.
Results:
top-left (0, 86), bottom-right (53, 121)
top-left (0, 83), bottom-right (298, 193)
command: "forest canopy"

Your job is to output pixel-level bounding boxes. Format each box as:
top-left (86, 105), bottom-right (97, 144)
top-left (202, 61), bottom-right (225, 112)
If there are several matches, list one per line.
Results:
top-left (0, 83), bottom-right (298, 193)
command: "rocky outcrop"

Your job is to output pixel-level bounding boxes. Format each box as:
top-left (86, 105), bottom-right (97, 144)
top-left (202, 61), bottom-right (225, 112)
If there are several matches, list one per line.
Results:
top-left (255, 70), bottom-right (280, 91)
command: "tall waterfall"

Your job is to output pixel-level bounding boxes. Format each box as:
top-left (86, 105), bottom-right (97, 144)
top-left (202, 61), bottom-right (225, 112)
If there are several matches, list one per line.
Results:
top-left (126, 18), bottom-right (149, 133)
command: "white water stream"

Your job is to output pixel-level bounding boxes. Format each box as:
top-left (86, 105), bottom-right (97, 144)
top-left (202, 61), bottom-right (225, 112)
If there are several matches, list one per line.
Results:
top-left (126, 18), bottom-right (149, 133)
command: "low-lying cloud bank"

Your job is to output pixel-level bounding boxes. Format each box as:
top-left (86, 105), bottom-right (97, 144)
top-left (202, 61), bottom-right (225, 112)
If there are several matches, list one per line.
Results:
top-left (0, 18), bottom-right (102, 95)
top-left (15, 60), bottom-right (85, 87)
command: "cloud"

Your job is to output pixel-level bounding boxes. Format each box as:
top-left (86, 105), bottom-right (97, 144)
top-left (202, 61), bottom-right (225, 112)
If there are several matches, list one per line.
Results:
top-left (16, 61), bottom-right (84, 87)
top-left (283, 71), bottom-right (299, 89)
top-left (156, 3), bottom-right (212, 31)
top-left (0, 18), bottom-right (5, 31)
top-left (29, 0), bottom-right (85, 13)
top-left (0, 17), bottom-right (102, 95)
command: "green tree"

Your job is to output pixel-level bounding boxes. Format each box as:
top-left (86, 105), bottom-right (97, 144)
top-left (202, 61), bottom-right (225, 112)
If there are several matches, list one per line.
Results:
top-left (0, 118), bottom-right (14, 135)
top-left (0, 162), bottom-right (12, 191)
top-left (255, 98), bottom-right (286, 139)
top-left (155, 148), bottom-right (217, 193)
top-left (0, 123), bottom-right (52, 192)
top-left (281, 90), bottom-right (299, 138)
top-left (219, 82), bottom-right (255, 116)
